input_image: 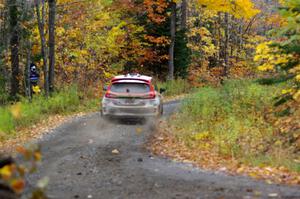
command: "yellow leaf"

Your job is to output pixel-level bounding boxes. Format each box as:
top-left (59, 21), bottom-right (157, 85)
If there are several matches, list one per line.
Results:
top-left (136, 128), bottom-right (143, 135)
top-left (236, 167), bottom-right (245, 173)
top-left (249, 172), bottom-right (260, 179)
top-left (274, 140), bottom-right (282, 146)
top-left (0, 165), bottom-right (13, 180)
top-left (192, 131), bottom-right (211, 141)
top-left (281, 89), bottom-right (293, 95)
top-left (293, 90), bottom-right (300, 101)
top-left (32, 85), bottom-right (41, 94)
top-left (56, 27), bottom-right (65, 36)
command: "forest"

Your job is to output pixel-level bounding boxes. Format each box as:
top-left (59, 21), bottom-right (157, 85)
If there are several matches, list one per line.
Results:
top-left (0, 0), bottom-right (284, 100)
top-left (0, 0), bottom-right (300, 197)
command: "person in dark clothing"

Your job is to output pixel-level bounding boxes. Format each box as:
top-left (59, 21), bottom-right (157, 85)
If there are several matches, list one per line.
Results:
top-left (30, 63), bottom-right (40, 87)
top-left (29, 63), bottom-right (41, 95)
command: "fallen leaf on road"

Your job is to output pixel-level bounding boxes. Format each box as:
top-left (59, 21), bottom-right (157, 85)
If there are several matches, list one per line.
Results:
top-left (136, 128), bottom-right (143, 135)
top-left (37, 177), bottom-right (49, 189)
top-left (112, 149), bottom-right (120, 154)
top-left (265, 179), bottom-right (273, 184)
top-left (11, 179), bottom-right (25, 194)
top-left (34, 151), bottom-right (42, 161)
top-left (268, 193), bottom-right (278, 198)
top-left (219, 167), bottom-right (227, 172)
top-left (254, 191), bottom-right (261, 196)
top-left (157, 137), bottom-right (164, 141)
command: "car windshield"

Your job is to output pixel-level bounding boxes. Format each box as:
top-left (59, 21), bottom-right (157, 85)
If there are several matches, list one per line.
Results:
top-left (110, 83), bottom-right (150, 94)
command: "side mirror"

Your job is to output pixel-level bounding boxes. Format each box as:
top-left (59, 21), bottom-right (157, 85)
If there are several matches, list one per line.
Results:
top-left (103, 85), bottom-right (108, 91)
top-left (159, 88), bottom-right (166, 94)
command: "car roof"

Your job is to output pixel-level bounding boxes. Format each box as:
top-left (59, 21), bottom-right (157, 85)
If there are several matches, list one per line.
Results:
top-left (112, 80), bottom-right (148, 84)
top-left (112, 74), bottom-right (152, 83)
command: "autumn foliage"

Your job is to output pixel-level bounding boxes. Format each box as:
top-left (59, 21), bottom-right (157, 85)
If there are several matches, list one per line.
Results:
top-left (1, 0), bottom-right (300, 193)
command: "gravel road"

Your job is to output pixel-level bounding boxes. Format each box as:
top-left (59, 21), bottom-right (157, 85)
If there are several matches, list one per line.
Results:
top-left (24, 101), bottom-right (300, 199)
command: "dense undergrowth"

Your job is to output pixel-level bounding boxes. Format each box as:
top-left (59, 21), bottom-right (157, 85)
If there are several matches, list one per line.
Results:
top-left (157, 79), bottom-right (192, 97)
top-left (0, 86), bottom-right (99, 140)
top-left (170, 79), bottom-right (300, 172)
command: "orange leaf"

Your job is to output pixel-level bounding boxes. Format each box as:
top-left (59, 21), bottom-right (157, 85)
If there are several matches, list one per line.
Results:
top-left (11, 179), bottom-right (25, 194)
top-left (34, 152), bottom-right (42, 162)
top-left (16, 146), bottom-right (27, 156)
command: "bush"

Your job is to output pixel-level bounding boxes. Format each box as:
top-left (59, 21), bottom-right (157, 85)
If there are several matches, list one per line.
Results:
top-left (0, 85), bottom-right (97, 139)
top-left (157, 79), bottom-right (191, 97)
top-left (0, 108), bottom-right (14, 139)
top-left (171, 79), bottom-right (299, 170)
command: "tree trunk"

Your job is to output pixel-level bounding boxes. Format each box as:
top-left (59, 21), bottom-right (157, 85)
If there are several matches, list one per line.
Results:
top-left (168, 2), bottom-right (176, 80)
top-left (181, 0), bottom-right (187, 30)
top-left (0, 6), bottom-right (8, 97)
top-left (218, 12), bottom-right (222, 65)
top-left (25, 43), bottom-right (32, 101)
top-left (223, 12), bottom-right (229, 77)
top-left (35, 0), bottom-right (49, 97)
top-left (9, 0), bottom-right (20, 99)
top-left (236, 21), bottom-right (242, 62)
top-left (48, 0), bottom-right (56, 93)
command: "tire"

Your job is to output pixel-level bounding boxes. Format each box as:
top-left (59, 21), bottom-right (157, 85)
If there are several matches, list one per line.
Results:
top-left (159, 105), bottom-right (164, 116)
top-left (100, 112), bottom-right (108, 121)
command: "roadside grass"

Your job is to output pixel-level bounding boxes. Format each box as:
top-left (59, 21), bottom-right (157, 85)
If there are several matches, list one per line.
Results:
top-left (0, 86), bottom-right (99, 141)
top-left (242, 154), bottom-right (300, 173)
top-left (170, 79), bottom-right (300, 173)
top-left (157, 79), bottom-right (192, 97)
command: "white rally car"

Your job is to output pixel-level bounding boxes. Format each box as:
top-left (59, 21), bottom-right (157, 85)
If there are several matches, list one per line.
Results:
top-left (101, 74), bottom-right (164, 119)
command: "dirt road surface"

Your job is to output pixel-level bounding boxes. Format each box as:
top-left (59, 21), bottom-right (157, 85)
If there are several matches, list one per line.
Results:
top-left (24, 101), bottom-right (300, 199)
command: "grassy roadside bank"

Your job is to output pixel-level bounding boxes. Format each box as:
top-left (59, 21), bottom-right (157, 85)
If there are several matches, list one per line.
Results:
top-left (0, 86), bottom-right (99, 141)
top-left (150, 79), bottom-right (300, 185)
top-left (157, 79), bottom-right (193, 103)
top-left (157, 79), bottom-right (192, 97)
